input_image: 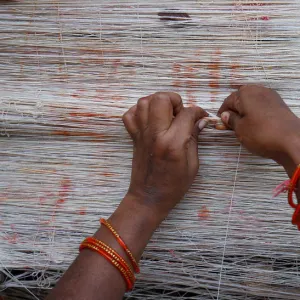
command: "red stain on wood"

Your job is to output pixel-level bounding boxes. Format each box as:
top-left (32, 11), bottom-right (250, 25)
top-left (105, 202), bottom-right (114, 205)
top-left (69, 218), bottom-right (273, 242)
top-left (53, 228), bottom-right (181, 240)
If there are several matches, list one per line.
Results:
top-left (198, 205), bottom-right (210, 220)
top-left (209, 49), bottom-right (221, 101)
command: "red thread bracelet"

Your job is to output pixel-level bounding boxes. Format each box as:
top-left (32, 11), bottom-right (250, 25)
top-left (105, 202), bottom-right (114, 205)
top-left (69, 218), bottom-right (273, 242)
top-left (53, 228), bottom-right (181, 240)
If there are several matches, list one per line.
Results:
top-left (288, 164), bottom-right (300, 230)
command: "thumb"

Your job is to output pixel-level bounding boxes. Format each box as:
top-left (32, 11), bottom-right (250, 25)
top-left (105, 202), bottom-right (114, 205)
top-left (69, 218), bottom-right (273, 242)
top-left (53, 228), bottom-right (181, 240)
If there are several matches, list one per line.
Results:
top-left (221, 110), bottom-right (241, 130)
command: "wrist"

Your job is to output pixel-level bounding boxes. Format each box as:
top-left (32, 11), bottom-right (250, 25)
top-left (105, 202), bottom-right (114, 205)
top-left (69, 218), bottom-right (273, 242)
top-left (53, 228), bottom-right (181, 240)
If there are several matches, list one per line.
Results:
top-left (282, 120), bottom-right (300, 177)
top-left (103, 193), bottom-right (162, 261)
top-left (278, 119), bottom-right (300, 203)
top-left (113, 193), bottom-right (163, 230)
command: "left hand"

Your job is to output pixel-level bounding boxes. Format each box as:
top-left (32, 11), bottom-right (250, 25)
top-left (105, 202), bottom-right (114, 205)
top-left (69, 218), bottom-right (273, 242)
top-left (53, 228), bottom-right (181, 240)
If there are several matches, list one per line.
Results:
top-left (122, 92), bottom-right (208, 222)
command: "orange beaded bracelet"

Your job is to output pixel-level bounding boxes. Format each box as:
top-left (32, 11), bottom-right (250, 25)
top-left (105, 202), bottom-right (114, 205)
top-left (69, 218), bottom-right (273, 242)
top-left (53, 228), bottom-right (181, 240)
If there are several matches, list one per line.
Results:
top-left (79, 237), bottom-right (135, 291)
top-left (100, 218), bottom-right (140, 273)
top-left (288, 164), bottom-right (300, 230)
top-left (84, 237), bottom-right (135, 282)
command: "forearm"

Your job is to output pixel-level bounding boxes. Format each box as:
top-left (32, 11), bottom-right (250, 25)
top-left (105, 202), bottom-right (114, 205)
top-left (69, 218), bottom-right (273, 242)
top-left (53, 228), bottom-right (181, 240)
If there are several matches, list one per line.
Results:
top-left (46, 194), bottom-right (161, 300)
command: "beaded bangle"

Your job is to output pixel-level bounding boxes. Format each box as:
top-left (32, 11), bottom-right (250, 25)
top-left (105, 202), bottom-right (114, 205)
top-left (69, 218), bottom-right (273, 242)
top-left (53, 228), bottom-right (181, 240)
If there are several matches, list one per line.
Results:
top-left (100, 218), bottom-right (140, 273)
top-left (79, 238), bottom-right (135, 291)
top-left (83, 237), bottom-right (135, 282)
top-left (80, 242), bottom-right (133, 291)
top-left (288, 164), bottom-right (300, 230)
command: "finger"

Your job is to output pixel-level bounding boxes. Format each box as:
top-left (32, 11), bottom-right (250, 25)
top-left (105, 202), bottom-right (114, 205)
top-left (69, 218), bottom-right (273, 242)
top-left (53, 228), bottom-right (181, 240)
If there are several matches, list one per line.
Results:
top-left (122, 105), bottom-right (138, 138)
top-left (217, 91), bottom-right (240, 116)
top-left (198, 118), bottom-right (208, 132)
top-left (220, 110), bottom-right (241, 131)
top-left (149, 92), bottom-right (183, 132)
top-left (187, 123), bottom-right (201, 178)
top-left (169, 106), bottom-right (208, 138)
top-left (136, 96), bottom-right (151, 128)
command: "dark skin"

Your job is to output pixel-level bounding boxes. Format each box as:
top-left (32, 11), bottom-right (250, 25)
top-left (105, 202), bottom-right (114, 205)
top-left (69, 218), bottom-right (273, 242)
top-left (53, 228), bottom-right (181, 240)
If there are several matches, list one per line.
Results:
top-left (47, 86), bottom-right (300, 300)
top-left (219, 85), bottom-right (300, 199)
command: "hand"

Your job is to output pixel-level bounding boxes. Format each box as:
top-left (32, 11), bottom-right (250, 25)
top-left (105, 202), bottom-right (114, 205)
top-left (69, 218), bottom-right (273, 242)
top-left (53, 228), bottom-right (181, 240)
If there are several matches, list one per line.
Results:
top-left (218, 85), bottom-right (300, 176)
top-left (122, 92), bottom-right (207, 221)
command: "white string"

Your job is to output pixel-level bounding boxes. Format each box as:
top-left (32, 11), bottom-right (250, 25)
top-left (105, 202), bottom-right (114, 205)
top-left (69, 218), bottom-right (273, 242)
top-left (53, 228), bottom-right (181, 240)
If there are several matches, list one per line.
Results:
top-left (216, 144), bottom-right (242, 300)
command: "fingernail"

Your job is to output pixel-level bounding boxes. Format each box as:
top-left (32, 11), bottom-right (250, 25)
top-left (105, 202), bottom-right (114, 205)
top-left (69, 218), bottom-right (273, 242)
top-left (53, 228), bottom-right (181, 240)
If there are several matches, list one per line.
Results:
top-left (221, 111), bottom-right (230, 123)
top-left (198, 119), bottom-right (208, 131)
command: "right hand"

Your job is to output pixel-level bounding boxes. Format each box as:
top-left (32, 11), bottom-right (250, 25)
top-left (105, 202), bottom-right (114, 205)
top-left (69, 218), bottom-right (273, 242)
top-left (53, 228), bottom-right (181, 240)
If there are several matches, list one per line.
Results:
top-left (218, 85), bottom-right (300, 176)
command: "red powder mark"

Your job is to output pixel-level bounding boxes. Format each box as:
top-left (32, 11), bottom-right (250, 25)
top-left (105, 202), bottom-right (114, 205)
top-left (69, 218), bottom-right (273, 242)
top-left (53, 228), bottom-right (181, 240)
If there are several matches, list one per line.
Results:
top-left (112, 59), bottom-right (121, 73)
top-left (184, 65), bottom-right (197, 106)
top-left (209, 49), bottom-right (221, 101)
top-left (261, 16), bottom-right (270, 21)
top-left (198, 205), bottom-right (210, 220)
top-left (102, 172), bottom-right (116, 177)
top-left (172, 62), bottom-right (198, 104)
top-left (0, 221), bottom-right (3, 226)
top-left (39, 196), bottom-right (46, 204)
top-left (78, 207), bottom-right (87, 215)
top-left (111, 95), bottom-right (125, 101)
top-left (58, 178), bottom-right (71, 198)
top-left (52, 130), bottom-right (106, 139)
top-left (71, 93), bottom-right (81, 98)
top-left (56, 198), bottom-right (66, 205)
top-left (40, 214), bottom-right (56, 225)
top-left (69, 112), bottom-right (106, 118)
top-left (172, 62), bottom-right (182, 88)
top-left (230, 63), bottom-right (242, 89)
top-left (10, 224), bottom-right (16, 230)
top-left (56, 177), bottom-right (72, 205)
top-left (3, 233), bottom-right (19, 244)
top-left (169, 249), bottom-right (177, 258)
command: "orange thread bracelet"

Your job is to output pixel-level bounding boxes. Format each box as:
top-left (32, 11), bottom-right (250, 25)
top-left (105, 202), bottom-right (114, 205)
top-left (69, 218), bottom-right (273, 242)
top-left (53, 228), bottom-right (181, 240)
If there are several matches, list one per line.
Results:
top-left (288, 164), bottom-right (300, 230)
top-left (100, 218), bottom-right (140, 273)
top-left (83, 237), bottom-right (135, 282)
top-left (79, 237), bottom-right (135, 291)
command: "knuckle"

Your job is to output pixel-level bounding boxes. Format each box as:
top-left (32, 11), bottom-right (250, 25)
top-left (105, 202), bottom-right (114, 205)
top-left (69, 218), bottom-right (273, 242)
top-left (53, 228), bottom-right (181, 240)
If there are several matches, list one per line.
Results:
top-left (166, 145), bottom-right (183, 160)
top-left (153, 135), bottom-right (169, 150)
top-left (137, 97), bottom-right (149, 109)
top-left (152, 135), bottom-right (178, 159)
top-left (122, 111), bottom-right (130, 123)
top-left (153, 92), bottom-right (170, 103)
